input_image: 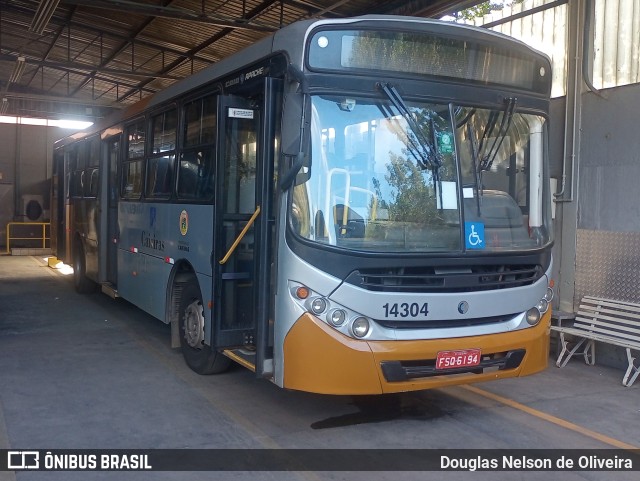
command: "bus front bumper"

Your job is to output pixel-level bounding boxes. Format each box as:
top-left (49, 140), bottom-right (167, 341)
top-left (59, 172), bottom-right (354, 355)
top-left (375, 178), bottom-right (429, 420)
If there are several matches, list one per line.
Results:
top-left (283, 311), bottom-right (551, 395)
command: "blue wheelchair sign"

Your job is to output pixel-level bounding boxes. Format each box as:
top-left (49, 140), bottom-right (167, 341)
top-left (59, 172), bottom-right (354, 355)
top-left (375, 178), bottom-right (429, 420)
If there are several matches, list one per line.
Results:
top-left (465, 222), bottom-right (485, 249)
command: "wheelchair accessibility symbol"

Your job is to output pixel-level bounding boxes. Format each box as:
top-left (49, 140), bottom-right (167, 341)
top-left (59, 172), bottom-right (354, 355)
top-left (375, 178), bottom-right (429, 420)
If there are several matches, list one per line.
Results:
top-left (465, 222), bottom-right (485, 249)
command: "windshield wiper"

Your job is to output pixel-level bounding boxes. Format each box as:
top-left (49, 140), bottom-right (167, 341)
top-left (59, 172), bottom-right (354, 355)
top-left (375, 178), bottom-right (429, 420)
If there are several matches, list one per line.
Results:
top-left (462, 98), bottom-right (517, 215)
top-left (377, 82), bottom-right (442, 171)
top-left (478, 97), bottom-right (517, 171)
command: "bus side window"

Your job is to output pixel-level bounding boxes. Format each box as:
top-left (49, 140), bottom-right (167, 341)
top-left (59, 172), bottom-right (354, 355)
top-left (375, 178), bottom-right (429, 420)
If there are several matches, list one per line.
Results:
top-left (84, 138), bottom-right (100, 198)
top-left (146, 155), bottom-right (174, 198)
top-left (85, 168), bottom-right (99, 198)
top-left (121, 160), bottom-right (143, 199)
top-left (178, 150), bottom-right (214, 200)
top-left (122, 120), bottom-right (146, 199)
top-left (68, 145), bottom-right (84, 198)
top-left (178, 94), bottom-right (217, 201)
top-left (146, 110), bottom-right (177, 199)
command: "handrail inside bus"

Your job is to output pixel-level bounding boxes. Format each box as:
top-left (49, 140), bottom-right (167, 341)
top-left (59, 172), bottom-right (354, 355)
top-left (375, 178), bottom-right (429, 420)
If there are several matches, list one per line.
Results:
top-left (219, 206), bottom-right (261, 265)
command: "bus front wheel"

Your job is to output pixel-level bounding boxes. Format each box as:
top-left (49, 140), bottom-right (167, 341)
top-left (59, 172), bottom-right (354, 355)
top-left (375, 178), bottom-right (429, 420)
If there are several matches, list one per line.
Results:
top-left (179, 279), bottom-right (230, 375)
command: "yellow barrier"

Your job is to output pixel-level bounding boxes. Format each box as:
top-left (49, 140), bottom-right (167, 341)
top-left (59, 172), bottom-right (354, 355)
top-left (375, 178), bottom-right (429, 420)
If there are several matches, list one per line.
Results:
top-left (5, 222), bottom-right (50, 254)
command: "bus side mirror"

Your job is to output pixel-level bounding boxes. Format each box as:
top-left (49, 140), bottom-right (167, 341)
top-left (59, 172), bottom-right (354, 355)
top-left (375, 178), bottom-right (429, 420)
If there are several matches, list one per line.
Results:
top-left (280, 152), bottom-right (309, 191)
top-left (280, 89), bottom-right (310, 191)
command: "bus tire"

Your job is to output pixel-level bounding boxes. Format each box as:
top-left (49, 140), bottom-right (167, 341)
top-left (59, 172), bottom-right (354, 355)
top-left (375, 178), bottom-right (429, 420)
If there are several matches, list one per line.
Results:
top-left (179, 279), bottom-right (231, 375)
top-left (73, 242), bottom-right (96, 294)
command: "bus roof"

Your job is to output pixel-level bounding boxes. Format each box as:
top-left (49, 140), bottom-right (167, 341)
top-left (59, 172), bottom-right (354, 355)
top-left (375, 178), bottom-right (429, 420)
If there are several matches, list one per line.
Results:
top-left (54, 15), bottom-right (549, 148)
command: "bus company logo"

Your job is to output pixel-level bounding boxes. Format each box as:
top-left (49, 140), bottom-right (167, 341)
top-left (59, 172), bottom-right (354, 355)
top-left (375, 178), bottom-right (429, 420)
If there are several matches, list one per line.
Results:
top-left (244, 66), bottom-right (265, 81)
top-left (224, 77), bottom-right (240, 88)
top-left (179, 210), bottom-right (189, 236)
top-left (141, 231), bottom-right (165, 251)
top-left (224, 67), bottom-right (266, 88)
top-left (458, 301), bottom-right (469, 314)
top-left (7, 451), bottom-right (39, 469)
top-left (150, 206), bottom-right (157, 227)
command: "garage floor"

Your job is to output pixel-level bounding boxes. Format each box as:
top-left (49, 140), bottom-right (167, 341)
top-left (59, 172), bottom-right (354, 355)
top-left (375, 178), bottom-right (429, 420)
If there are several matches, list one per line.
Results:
top-left (0, 255), bottom-right (638, 481)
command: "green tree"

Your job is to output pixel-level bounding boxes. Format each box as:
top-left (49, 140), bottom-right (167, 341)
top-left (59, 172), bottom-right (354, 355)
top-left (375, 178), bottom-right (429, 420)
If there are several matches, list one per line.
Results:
top-left (452, 1), bottom-right (525, 21)
top-left (374, 153), bottom-right (437, 224)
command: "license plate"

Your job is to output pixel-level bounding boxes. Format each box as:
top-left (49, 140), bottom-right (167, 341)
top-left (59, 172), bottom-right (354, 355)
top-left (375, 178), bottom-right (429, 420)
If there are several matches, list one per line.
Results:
top-left (436, 349), bottom-right (481, 370)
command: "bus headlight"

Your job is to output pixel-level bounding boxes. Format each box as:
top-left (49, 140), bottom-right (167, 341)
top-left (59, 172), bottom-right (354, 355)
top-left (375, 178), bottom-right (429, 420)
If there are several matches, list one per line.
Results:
top-left (311, 297), bottom-right (327, 315)
top-left (328, 309), bottom-right (346, 327)
top-left (526, 308), bottom-right (541, 326)
top-left (544, 287), bottom-right (554, 302)
top-left (536, 298), bottom-right (549, 314)
top-left (351, 317), bottom-right (370, 338)
top-left (289, 282), bottom-right (377, 340)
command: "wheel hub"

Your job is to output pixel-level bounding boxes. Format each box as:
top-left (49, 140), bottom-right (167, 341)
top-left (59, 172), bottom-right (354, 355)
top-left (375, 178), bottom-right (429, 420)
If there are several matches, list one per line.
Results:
top-left (184, 300), bottom-right (205, 348)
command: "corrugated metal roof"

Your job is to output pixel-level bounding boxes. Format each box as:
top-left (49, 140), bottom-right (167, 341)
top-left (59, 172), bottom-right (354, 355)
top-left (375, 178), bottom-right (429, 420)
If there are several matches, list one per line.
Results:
top-left (0, 0), bottom-right (480, 119)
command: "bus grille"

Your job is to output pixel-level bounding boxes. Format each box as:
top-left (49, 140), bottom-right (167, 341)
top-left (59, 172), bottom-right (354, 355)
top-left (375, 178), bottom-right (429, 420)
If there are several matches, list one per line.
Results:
top-left (350, 264), bottom-right (542, 293)
top-left (376, 313), bottom-right (516, 330)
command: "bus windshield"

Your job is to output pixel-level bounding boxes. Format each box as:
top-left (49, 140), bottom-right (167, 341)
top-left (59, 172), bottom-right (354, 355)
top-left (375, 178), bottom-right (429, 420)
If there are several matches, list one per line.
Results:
top-left (290, 95), bottom-right (551, 254)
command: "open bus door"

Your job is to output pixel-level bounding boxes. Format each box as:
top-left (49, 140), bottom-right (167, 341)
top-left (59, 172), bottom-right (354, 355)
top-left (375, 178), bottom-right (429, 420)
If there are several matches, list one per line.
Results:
top-left (213, 78), bottom-right (281, 377)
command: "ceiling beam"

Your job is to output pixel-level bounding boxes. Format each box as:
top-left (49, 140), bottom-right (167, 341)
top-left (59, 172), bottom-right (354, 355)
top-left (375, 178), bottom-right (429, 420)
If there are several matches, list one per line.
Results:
top-left (0, 89), bottom-right (121, 109)
top-left (60, 0), bottom-right (279, 32)
top-left (68, 0), bottom-right (177, 97)
top-left (281, 0), bottom-right (342, 17)
top-left (0, 2), bottom-right (218, 64)
top-left (116, 0), bottom-right (282, 103)
top-left (24, 5), bottom-right (78, 89)
top-left (0, 53), bottom-right (182, 80)
top-left (0, 52), bottom-right (158, 97)
top-left (382, 0), bottom-right (485, 17)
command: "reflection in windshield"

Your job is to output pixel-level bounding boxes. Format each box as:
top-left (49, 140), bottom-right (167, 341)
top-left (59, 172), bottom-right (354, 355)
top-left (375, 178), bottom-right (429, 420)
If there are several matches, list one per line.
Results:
top-left (377, 82), bottom-right (442, 172)
top-left (289, 96), bottom-right (551, 254)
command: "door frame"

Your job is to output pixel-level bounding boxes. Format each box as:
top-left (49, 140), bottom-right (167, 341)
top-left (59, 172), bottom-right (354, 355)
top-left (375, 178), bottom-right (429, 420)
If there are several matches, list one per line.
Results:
top-left (212, 77), bottom-right (281, 376)
top-left (99, 134), bottom-right (120, 286)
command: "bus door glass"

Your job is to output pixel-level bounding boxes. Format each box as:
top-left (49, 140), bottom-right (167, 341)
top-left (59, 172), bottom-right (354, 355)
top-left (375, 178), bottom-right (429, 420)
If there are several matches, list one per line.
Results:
top-left (214, 94), bottom-right (261, 347)
top-left (51, 149), bottom-right (64, 258)
top-left (106, 136), bottom-right (120, 286)
top-left (84, 137), bottom-right (100, 280)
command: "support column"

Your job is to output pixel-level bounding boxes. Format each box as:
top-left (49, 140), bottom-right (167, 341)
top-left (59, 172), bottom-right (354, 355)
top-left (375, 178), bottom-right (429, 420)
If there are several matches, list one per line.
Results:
top-left (555, 0), bottom-right (585, 312)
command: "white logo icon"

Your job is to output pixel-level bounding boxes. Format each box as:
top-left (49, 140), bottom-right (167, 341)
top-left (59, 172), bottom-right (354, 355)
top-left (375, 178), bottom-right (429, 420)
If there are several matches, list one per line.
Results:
top-left (7, 451), bottom-right (40, 469)
top-left (468, 225), bottom-right (482, 246)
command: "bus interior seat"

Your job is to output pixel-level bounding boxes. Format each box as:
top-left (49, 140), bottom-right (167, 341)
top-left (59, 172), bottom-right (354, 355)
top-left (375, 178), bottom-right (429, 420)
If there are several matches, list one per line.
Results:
top-left (333, 204), bottom-right (365, 238)
top-left (463, 189), bottom-right (532, 244)
top-left (464, 190), bottom-right (524, 228)
top-left (314, 210), bottom-right (328, 240)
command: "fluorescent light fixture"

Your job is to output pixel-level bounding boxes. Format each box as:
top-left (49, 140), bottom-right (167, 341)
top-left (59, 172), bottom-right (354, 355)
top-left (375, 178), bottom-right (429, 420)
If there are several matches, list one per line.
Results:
top-left (9, 57), bottom-right (26, 84)
top-left (20, 118), bottom-right (48, 126)
top-left (30, 0), bottom-right (61, 35)
top-left (53, 119), bottom-right (94, 130)
top-left (0, 117), bottom-right (93, 128)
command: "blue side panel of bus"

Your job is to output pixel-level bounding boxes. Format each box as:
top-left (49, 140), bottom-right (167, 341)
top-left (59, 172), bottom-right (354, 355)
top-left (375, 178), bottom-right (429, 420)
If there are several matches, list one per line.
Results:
top-left (117, 248), bottom-right (173, 321)
top-left (117, 201), bottom-right (214, 323)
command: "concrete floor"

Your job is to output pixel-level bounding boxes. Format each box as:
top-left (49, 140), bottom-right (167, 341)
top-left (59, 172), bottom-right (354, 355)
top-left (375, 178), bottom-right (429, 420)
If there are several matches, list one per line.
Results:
top-left (0, 255), bottom-right (638, 481)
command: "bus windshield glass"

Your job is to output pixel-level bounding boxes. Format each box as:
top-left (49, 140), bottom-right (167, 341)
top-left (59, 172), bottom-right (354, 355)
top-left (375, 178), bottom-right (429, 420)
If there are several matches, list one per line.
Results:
top-left (289, 95), bottom-right (551, 254)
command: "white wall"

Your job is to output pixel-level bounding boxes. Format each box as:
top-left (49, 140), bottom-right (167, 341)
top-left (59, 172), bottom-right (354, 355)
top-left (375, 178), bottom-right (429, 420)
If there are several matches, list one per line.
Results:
top-left (0, 123), bottom-right (66, 247)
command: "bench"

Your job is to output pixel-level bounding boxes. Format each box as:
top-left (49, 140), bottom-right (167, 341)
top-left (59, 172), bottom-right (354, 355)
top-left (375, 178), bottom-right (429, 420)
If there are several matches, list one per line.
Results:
top-left (550, 296), bottom-right (640, 387)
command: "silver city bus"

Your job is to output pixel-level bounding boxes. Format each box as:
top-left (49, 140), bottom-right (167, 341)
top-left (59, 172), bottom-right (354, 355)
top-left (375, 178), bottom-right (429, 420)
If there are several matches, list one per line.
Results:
top-left (51, 15), bottom-right (554, 395)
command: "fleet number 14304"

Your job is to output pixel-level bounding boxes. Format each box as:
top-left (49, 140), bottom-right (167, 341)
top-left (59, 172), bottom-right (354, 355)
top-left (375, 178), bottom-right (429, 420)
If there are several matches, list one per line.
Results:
top-left (382, 302), bottom-right (429, 318)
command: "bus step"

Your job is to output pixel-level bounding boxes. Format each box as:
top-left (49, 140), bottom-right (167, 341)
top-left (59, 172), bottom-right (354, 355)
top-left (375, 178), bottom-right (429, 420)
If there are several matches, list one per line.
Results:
top-left (222, 349), bottom-right (256, 372)
top-left (101, 282), bottom-right (119, 299)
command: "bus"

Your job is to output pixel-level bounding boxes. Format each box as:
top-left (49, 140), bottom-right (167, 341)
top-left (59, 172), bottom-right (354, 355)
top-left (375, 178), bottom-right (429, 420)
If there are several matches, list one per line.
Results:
top-left (51, 15), bottom-right (555, 395)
